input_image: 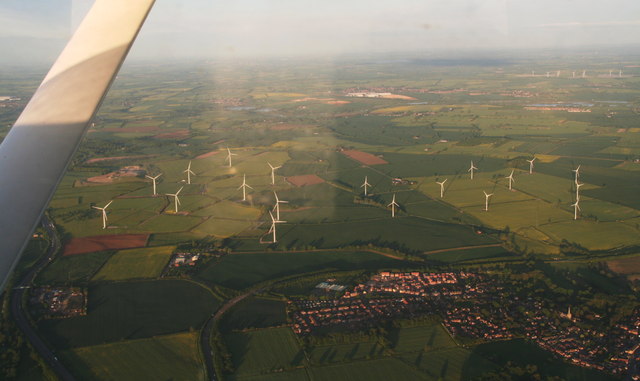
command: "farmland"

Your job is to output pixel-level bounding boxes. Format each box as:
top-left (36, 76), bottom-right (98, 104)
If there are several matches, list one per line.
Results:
top-left (91, 246), bottom-right (175, 281)
top-left (66, 332), bottom-right (204, 381)
top-left (195, 251), bottom-right (407, 290)
top-left (3, 49), bottom-right (639, 380)
top-left (38, 280), bottom-right (218, 349)
top-left (224, 327), bottom-right (304, 376)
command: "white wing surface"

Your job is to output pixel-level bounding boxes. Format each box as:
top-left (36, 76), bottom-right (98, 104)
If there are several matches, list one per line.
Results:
top-left (0, 0), bottom-right (155, 292)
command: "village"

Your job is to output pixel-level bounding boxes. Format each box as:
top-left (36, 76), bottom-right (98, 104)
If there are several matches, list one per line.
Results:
top-left (290, 270), bottom-right (640, 378)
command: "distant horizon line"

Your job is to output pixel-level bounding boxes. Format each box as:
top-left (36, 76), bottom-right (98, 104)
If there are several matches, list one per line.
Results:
top-left (2, 43), bottom-right (640, 69)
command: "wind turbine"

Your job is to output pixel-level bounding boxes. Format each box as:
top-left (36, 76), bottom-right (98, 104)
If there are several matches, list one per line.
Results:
top-left (92, 200), bottom-right (113, 229)
top-left (572, 200), bottom-right (581, 220)
top-left (361, 176), bottom-right (371, 196)
top-left (546, 71), bottom-right (550, 78)
top-left (527, 157), bottom-right (536, 175)
top-left (483, 191), bottom-right (493, 211)
top-left (268, 162), bottom-right (281, 185)
top-left (145, 173), bottom-right (162, 196)
top-left (166, 186), bottom-right (183, 213)
top-left (272, 191), bottom-right (288, 221)
top-left (267, 210), bottom-right (285, 243)
top-left (436, 179), bottom-right (447, 198)
top-left (388, 194), bottom-right (399, 218)
top-left (572, 71), bottom-right (576, 78)
top-left (505, 169), bottom-right (515, 190)
top-left (238, 174), bottom-right (253, 202)
top-left (183, 161), bottom-right (195, 184)
top-left (225, 147), bottom-right (237, 167)
top-left (582, 70), bottom-right (586, 78)
top-left (572, 165), bottom-right (581, 183)
top-left (468, 161), bottom-right (478, 180)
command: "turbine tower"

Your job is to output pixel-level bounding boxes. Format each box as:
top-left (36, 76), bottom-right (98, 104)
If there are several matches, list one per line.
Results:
top-left (225, 147), bottom-right (237, 167)
top-left (238, 174), bottom-right (253, 202)
top-left (166, 186), bottom-right (183, 213)
top-left (183, 161), bottom-right (195, 184)
top-left (546, 71), bottom-right (550, 78)
top-left (272, 190), bottom-right (288, 221)
top-left (268, 162), bottom-right (282, 185)
top-left (582, 70), bottom-right (586, 78)
top-left (575, 182), bottom-right (583, 201)
top-left (388, 194), bottom-right (399, 218)
top-left (145, 173), bottom-right (162, 196)
top-left (526, 157), bottom-right (536, 175)
top-left (361, 176), bottom-right (371, 196)
top-left (572, 200), bottom-right (580, 220)
top-left (92, 200), bottom-right (113, 229)
top-left (505, 169), bottom-right (515, 190)
top-left (619, 69), bottom-right (623, 78)
top-left (267, 210), bottom-right (285, 243)
top-left (468, 161), bottom-right (478, 180)
top-left (483, 191), bottom-right (493, 211)
top-left (572, 71), bottom-right (576, 78)
top-left (436, 179), bottom-right (447, 198)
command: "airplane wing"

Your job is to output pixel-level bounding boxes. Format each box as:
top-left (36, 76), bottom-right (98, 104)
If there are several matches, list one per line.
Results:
top-left (0, 0), bottom-right (155, 293)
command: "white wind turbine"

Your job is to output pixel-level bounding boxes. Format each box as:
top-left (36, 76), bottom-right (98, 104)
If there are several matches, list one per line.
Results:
top-left (527, 157), bottom-right (536, 174)
top-left (388, 193), bottom-right (399, 218)
top-left (436, 179), bottom-right (447, 198)
top-left (468, 161), bottom-right (478, 180)
top-left (361, 176), bottom-right (371, 196)
top-left (572, 165), bottom-right (581, 183)
top-left (238, 174), bottom-right (253, 202)
top-left (268, 162), bottom-right (282, 185)
top-left (572, 200), bottom-right (581, 220)
top-left (483, 191), bottom-right (493, 211)
top-left (166, 186), bottom-right (183, 213)
top-left (272, 190), bottom-right (288, 221)
top-left (183, 161), bottom-right (195, 184)
top-left (145, 173), bottom-right (162, 196)
top-left (92, 200), bottom-right (113, 229)
top-left (267, 210), bottom-right (285, 243)
top-left (505, 169), bottom-right (515, 190)
top-left (225, 147), bottom-right (237, 167)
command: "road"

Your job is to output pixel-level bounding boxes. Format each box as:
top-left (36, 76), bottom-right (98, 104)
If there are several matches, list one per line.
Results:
top-left (200, 289), bottom-right (260, 381)
top-left (10, 216), bottom-right (76, 381)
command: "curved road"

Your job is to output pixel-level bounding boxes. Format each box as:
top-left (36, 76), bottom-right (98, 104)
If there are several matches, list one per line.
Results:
top-left (10, 216), bottom-right (76, 381)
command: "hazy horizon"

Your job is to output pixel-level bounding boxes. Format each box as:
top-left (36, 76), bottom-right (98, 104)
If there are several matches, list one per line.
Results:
top-left (1, 0), bottom-right (639, 65)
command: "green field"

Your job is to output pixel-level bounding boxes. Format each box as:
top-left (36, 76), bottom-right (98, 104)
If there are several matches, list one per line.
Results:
top-left (308, 341), bottom-right (385, 365)
top-left (242, 216), bottom-right (497, 253)
top-left (391, 323), bottom-right (457, 353)
top-left (220, 297), bottom-right (287, 331)
top-left (308, 358), bottom-right (425, 381)
top-left (66, 332), bottom-right (204, 381)
top-left (36, 252), bottom-right (115, 285)
top-left (196, 251), bottom-right (406, 289)
top-left (402, 347), bottom-right (497, 381)
top-left (92, 246), bottom-right (175, 281)
top-left (225, 327), bottom-right (304, 376)
top-left (38, 280), bottom-right (218, 348)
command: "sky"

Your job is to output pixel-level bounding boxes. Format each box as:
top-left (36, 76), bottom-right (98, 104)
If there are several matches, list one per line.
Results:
top-left (0, 0), bottom-right (639, 64)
